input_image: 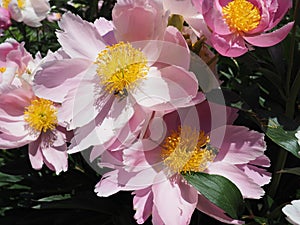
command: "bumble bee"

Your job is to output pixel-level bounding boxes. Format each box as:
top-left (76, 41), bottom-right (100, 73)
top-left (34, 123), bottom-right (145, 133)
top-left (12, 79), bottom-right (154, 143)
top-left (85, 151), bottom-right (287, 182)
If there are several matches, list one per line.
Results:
top-left (114, 88), bottom-right (128, 101)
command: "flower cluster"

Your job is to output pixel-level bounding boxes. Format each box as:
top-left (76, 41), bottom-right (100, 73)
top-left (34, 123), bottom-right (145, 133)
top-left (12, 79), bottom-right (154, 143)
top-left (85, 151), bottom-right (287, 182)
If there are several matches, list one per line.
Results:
top-left (0, 0), bottom-right (295, 224)
top-left (0, 0), bottom-right (50, 28)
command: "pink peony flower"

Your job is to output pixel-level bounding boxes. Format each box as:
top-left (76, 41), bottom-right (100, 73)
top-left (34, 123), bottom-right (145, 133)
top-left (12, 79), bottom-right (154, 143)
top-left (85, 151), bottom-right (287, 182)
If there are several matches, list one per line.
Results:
top-left (1, 0), bottom-right (50, 27)
top-left (0, 7), bottom-right (11, 32)
top-left (197, 0), bottom-right (294, 57)
top-left (33, 12), bottom-right (198, 156)
top-left (112, 0), bottom-right (168, 42)
top-left (282, 199), bottom-right (300, 225)
top-left (95, 100), bottom-right (271, 224)
top-left (0, 82), bottom-right (69, 174)
top-left (0, 38), bottom-right (33, 93)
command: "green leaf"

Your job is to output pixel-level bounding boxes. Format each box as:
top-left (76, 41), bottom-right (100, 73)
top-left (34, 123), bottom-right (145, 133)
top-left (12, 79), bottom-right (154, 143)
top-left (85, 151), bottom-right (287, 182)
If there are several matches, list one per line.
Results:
top-left (263, 118), bottom-right (300, 158)
top-left (8, 184), bottom-right (30, 190)
top-left (37, 194), bottom-right (72, 202)
top-left (182, 172), bottom-right (244, 219)
top-left (0, 171), bottom-right (23, 183)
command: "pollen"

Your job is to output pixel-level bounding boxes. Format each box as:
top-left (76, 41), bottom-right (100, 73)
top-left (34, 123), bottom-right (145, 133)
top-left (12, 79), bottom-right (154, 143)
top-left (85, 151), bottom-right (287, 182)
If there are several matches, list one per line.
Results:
top-left (95, 42), bottom-right (149, 97)
top-left (0, 67), bottom-right (6, 73)
top-left (24, 98), bottom-right (58, 133)
top-left (161, 126), bottom-right (217, 174)
top-left (222, 0), bottom-right (261, 33)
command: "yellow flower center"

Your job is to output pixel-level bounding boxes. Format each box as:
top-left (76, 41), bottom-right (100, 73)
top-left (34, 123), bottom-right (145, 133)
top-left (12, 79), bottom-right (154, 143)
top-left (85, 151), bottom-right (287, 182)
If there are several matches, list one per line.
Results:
top-left (161, 126), bottom-right (218, 174)
top-left (0, 67), bottom-right (6, 73)
top-left (24, 98), bottom-right (58, 133)
top-left (95, 42), bottom-right (149, 98)
top-left (222, 0), bottom-right (261, 33)
top-left (2, 0), bottom-right (26, 9)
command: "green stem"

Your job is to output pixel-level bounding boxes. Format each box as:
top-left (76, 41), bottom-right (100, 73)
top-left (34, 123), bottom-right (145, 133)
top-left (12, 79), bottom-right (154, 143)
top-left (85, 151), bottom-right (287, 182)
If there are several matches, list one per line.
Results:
top-left (285, 0), bottom-right (299, 95)
top-left (269, 0), bottom-right (299, 199)
top-left (268, 148), bottom-right (288, 198)
top-left (286, 69), bottom-right (300, 116)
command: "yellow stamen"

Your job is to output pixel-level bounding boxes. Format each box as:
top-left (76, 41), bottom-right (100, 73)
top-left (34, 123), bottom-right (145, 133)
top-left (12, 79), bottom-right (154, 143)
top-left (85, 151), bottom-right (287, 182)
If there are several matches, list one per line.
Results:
top-left (161, 126), bottom-right (217, 174)
top-left (24, 98), bottom-right (57, 133)
top-left (95, 42), bottom-right (149, 97)
top-left (2, 0), bottom-right (10, 9)
top-left (0, 67), bottom-right (6, 73)
top-left (17, 0), bottom-right (26, 9)
top-left (222, 0), bottom-right (261, 33)
top-left (2, 0), bottom-right (26, 9)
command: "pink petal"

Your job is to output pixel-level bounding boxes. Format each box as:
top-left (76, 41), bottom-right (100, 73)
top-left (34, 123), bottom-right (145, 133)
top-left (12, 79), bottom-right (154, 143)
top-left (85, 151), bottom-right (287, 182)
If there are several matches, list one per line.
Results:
top-left (131, 40), bottom-right (166, 67)
top-left (65, 64), bottom-right (109, 129)
top-left (134, 66), bottom-right (198, 110)
top-left (40, 130), bottom-right (68, 175)
top-left (0, 67), bottom-right (17, 93)
top-left (157, 26), bottom-right (190, 70)
top-left (196, 102), bottom-right (237, 133)
top-left (112, 0), bottom-right (166, 42)
top-left (202, 0), bottom-right (231, 35)
top-left (94, 17), bottom-right (114, 36)
top-left (57, 12), bottom-right (106, 60)
top-left (132, 38), bottom-right (189, 68)
top-left (151, 205), bottom-right (165, 225)
top-left (268, 0), bottom-right (293, 29)
top-left (111, 104), bottom-right (149, 149)
top-left (0, 86), bottom-right (37, 140)
top-left (249, 154), bottom-right (270, 167)
top-left (33, 58), bottom-right (91, 103)
top-left (28, 136), bottom-right (44, 170)
top-left (97, 149), bottom-right (123, 168)
top-left (186, 15), bottom-right (212, 45)
top-left (133, 187), bottom-right (153, 224)
top-left (95, 167), bottom-right (160, 197)
top-left (113, 6), bottom-right (156, 42)
top-left (95, 170), bottom-right (124, 197)
top-left (197, 195), bottom-right (244, 224)
top-left (152, 179), bottom-right (197, 225)
top-left (133, 68), bottom-right (170, 108)
top-left (123, 140), bottom-right (164, 172)
top-left (238, 164), bottom-right (271, 187)
top-left (163, 0), bottom-right (199, 16)
top-left (68, 97), bottom-right (134, 153)
top-left (58, 81), bottom-right (110, 130)
top-left (89, 145), bottom-right (107, 163)
top-left (0, 119), bottom-right (29, 137)
top-left (0, 85), bottom-right (33, 117)
top-left (244, 22), bottom-right (294, 47)
top-left (0, 39), bottom-right (19, 62)
top-left (206, 161), bottom-right (266, 199)
top-left (212, 125), bottom-right (266, 165)
top-left (94, 18), bottom-right (116, 46)
top-left (211, 33), bottom-right (248, 57)
top-left (120, 167), bottom-right (166, 189)
top-left (2, 40), bottom-right (33, 73)
top-left (67, 96), bottom-right (114, 153)
top-left (0, 132), bottom-right (34, 149)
